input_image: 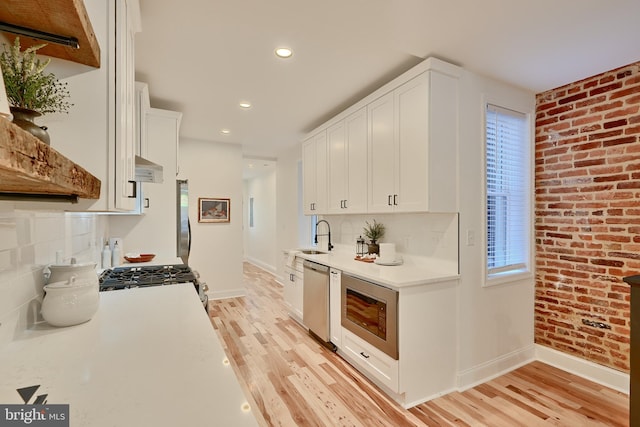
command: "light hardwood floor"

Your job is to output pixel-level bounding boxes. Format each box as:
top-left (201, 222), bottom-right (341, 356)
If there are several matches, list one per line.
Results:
top-left (208, 263), bottom-right (629, 426)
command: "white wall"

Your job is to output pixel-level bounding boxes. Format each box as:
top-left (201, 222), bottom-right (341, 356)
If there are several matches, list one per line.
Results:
top-left (0, 202), bottom-right (107, 346)
top-left (274, 144), bottom-right (312, 282)
top-left (178, 139), bottom-right (244, 299)
top-left (456, 70), bottom-right (536, 388)
top-left (243, 170), bottom-right (277, 273)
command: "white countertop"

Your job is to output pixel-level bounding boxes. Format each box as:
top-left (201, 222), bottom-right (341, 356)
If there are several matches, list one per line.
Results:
top-left (289, 248), bottom-right (458, 288)
top-left (0, 284), bottom-right (258, 426)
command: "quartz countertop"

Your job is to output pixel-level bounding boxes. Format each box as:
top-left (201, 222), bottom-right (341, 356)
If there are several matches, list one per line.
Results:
top-left (0, 284), bottom-right (258, 426)
top-left (287, 248), bottom-right (458, 289)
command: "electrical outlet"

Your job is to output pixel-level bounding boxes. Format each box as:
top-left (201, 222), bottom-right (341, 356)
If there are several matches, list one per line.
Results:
top-left (403, 235), bottom-right (411, 250)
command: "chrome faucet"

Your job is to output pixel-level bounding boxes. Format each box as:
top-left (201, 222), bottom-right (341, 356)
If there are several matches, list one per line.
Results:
top-left (314, 219), bottom-right (333, 251)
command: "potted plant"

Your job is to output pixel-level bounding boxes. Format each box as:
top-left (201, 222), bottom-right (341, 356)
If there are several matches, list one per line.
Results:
top-left (0, 37), bottom-right (71, 144)
top-left (363, 219), bottom-right (385, 254)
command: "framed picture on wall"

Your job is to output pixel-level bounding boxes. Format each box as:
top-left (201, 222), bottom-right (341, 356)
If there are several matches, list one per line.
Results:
top-left (198, 197), bottom-right (230, 223)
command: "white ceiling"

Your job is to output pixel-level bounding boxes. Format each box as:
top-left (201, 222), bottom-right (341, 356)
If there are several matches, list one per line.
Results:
top-left (135, 0), bottom-right (640, 160)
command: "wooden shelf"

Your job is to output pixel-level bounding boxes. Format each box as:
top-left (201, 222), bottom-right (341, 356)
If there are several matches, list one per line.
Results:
top-left (0, 0), bottom-right (100, 67)
top-left (0, 118), bottom-right (101, 199)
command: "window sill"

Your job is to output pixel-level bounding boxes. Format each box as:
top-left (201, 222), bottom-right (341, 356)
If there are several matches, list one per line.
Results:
top-left (484, 269), bottom-right (533, 287)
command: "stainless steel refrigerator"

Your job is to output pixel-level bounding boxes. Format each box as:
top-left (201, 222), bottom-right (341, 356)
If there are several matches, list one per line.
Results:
top-left (176, 180), bottom-right (190, 265)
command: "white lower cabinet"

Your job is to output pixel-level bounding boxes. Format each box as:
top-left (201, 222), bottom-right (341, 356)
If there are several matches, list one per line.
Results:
top-left (329, 268), bottom-right (342, 347)
top-left (341, 328), bottom-right (399, 393)
top-left (333, 277), bottom-right (458, 408)
top-left (283, 255), bottom-right (304, 324)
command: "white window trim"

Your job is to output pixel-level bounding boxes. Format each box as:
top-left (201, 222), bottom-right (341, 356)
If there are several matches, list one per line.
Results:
top-left (481, 97), bottom-right (535, 287)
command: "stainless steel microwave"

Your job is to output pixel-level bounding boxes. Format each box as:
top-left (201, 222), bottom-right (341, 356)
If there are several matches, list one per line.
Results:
top-left (341, 273), bottom-right (398, 359)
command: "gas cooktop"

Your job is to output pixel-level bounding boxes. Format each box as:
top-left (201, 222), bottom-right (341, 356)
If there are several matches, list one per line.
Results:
top-left (99, 264), bottom-right (197, 291)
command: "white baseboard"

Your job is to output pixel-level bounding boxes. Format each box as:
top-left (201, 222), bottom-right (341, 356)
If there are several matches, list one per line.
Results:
top-left (244, 257), bottom-right (277, 275)
top-left (535, 344), bottom-right (629, 394)
top-left (457, 345), bottom-right (536, 391)
top-left (456, 344), bottom-right (629, 395)
top-left (208, 289), bottom-right (246, 300)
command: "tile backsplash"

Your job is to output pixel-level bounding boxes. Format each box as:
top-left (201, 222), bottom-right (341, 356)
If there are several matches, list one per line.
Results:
top-left (320, 212), bottom-right (459, 262)
top-left (0, 203), bottom-right (107, 345)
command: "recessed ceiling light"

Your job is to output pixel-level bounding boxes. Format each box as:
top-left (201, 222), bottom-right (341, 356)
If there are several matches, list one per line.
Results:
top-left (220, 129), bottom-right (230, 135)
top-left (275, 47), bottom-right (293, 58)
top-left (239, 101), bottom-right (252, 109)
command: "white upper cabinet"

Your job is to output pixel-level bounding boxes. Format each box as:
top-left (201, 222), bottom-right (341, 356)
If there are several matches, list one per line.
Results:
top-left (113, 0), bottom-right (141, 211)
top-left (327, 107), bottom-right (368, 214)
top-left (368, 70), bottom-right (459, 213)
top-left (327, 121), bottom-right (346, 213)
top-left (367, 92), bottom-right (396, 212)
top-left (302, 131), bottom-right (327, 215)
top-left (302, 57), bottom-right (460, 215)
top-left (42, 0), bottom-right (141, 212)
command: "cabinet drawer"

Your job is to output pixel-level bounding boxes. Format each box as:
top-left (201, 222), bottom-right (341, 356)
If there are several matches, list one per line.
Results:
top-left (341, 329), bottom-right (399, 392)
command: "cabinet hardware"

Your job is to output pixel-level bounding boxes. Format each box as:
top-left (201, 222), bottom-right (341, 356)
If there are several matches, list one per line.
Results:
top-left (387, 195), bottom-right (392, 206)
top-left (344, 199), bottom-right (347, 209)
top-left (127, 180), bottom-right (137, 198)
top-left (359, 352), bottom-right (370, 359)
top-left (144, 198), bottom-right (150, 208)
top-left (393, 194), bottom-right (397, 205)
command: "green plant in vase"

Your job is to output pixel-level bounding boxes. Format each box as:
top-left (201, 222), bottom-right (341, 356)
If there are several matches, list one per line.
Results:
top-left (363, 219), bottom-right (385, 254)
top-left (0, 37), bottom-right (72, 144)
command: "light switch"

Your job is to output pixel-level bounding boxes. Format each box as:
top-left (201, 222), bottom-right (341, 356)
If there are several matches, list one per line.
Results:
top-left (466, 230), bottom-right (475, 246)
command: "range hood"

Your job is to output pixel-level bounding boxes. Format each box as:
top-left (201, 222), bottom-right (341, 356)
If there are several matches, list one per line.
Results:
top-left (135, 156), bottom-right (164, 183)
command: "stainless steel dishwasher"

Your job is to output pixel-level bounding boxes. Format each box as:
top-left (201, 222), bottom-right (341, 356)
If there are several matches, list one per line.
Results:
top-left (303, 260), bottom-right (333, 348)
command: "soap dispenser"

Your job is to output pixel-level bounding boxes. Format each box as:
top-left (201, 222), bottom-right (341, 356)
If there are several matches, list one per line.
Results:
top-left (111, 241), bottom-right (121, 267)
top-left (101, 240), bottom-right (112, 269)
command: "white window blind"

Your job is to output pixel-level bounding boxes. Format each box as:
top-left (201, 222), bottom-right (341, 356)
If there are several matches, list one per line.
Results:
top-left (486, 104), bottom-right (529, 277)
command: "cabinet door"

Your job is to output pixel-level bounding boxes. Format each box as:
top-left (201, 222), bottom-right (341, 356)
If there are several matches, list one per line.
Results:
top-left (395, 73), bottom-right (429, 212)
top-left (329, 268), bottom-right (342, 347)
top-left (315, 133), bottom-right (327, 214)
top-left (302, 137), bottom-right (317, 215)
top-left (327, 121), bottom-right (346, 214)
top-left (293, 260), bottom-right (304, 321)
top-left (113, 0), bottom-right (140, 210)
top-left (302, 131), bottom-right (327, 215)
top-left (44, 0), bottom-right (140, 212)
top-left (368, 92), bottom-right (395, 213)
top-left (345, 107), bottom-right (368, 213)
top-left (142, 109), bottom-right (181, 229)
top-left (283, 267), bottom-right (295, 311)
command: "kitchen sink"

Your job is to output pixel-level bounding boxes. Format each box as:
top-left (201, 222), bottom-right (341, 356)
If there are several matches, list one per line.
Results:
top-left (300, 250), bottom-right (327, 255)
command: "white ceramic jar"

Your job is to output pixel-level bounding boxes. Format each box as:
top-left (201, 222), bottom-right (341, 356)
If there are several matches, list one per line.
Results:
top-left (46, 261), bottom-right (98, 287)
top-left (41, 277), bottom-right (100, 327)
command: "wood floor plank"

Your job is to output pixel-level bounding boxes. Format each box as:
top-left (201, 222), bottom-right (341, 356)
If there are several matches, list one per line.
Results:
top-left (208, 263), bottom-right (629, 427)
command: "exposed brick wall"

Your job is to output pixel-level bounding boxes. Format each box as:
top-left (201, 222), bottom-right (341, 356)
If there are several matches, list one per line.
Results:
top-left (535, 62), bottom-right (640, 372)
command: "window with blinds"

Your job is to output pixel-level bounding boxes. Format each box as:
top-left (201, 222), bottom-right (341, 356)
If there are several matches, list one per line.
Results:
top-left (485, 104), bottom-right (530, 279)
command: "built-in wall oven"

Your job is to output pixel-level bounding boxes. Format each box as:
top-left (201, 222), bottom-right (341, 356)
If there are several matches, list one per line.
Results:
top-left (341, 273), bottom-right (398, 359)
